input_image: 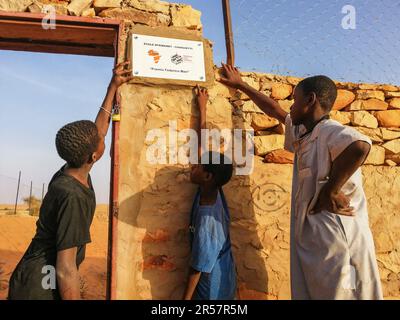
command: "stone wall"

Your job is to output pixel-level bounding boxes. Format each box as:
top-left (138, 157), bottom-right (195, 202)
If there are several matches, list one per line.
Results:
top-left (2, 0), bottom-right (399, 300)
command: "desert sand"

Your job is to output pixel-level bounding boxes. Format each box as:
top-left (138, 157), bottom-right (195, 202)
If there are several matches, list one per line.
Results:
top-left (0, 205), bottom-right (109, 300)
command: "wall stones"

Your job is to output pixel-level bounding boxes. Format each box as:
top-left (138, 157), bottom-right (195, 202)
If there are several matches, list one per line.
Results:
top-left (99, 7), bottom-right (170, 26)
top-left (170, 4), bottom-right (202, 30)
top-left (271, 83), bottom-right (292, 100)
top-left (348, 99), bottom-right (388, 111)
top-left (67, 0), bottom-right (93, 16)
top-left (93, 0), bottom-right (121, 11)
top-left (356, 90), bottom-right (385, 101)
top-left (264, 149), bottom-right (294, 164)
top-left (375, 110), bottom-right (400, 128)
top-left (351, 111), bottom-right (379, 128)
top-left (251, 114), bottom-right (279, 131)
top-left (0, 0), bottom-right (33, 11)
top-left (364, 145), bottom-right (385, 165)
top-left (28, 0), bottom-right (69, 14)
top-left (333, 89), bottom-right (355, 110)
top-left (382, 139), bottom-right (400, 155)
top-left (330, 110), bottom-right (351, 125)
top-left (388, 98), bottom-right (400, 109)
top-left (254, 135), bottom-right (285, 156)
top-left (128, 0), bottom-right (170, 15)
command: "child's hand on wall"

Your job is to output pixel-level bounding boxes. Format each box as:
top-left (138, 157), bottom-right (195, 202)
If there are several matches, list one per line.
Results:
top-left (218, 62), bottom-right (245, 89)
top-left (196, 85), bottom-right (209, 112)
top-left (110, 61), bottom-right (133, 88)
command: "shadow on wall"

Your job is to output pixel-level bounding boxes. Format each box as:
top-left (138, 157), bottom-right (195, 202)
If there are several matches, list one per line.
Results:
top-left (227, 98), bottom-right (269, 299)
top-left (117, 91), bottom-right (269, 299)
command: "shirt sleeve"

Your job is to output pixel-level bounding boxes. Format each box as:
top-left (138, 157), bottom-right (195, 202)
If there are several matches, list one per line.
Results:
top-left (56, 194), bottom-right (91, 252)
top-left (284, 114), bottom-right (296, 152)
top-left (327, 126), bottom-right (372, 162)
top-left (190, 207), bottom-right (225, 273)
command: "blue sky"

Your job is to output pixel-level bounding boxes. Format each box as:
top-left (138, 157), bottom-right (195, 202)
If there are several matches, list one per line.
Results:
top-left (1, 0), bottom-right (399, 203)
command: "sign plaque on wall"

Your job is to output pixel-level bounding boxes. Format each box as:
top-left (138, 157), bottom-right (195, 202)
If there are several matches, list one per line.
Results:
top-left (131, 34), bottom-right (206, 82)
top-left (128, 25), bottom-right (213, 86)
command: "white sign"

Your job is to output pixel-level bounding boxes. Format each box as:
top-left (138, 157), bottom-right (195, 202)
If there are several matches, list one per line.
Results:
top-left (131, 34), bottom-right (206, 82)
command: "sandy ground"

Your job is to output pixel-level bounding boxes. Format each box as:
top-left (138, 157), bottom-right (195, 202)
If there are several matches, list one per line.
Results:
top-left (0, 205), bottom-right (109, 300)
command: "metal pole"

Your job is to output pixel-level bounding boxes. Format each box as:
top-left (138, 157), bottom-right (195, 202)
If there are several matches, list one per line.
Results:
top-left (29, 181), bottom-right (32, 214)
top-left (222, 0), bottom-right (235, 66)
top-left (41, 183), bottom-right (45, 202)
top-left (14, 171), bottom-right (21, 215)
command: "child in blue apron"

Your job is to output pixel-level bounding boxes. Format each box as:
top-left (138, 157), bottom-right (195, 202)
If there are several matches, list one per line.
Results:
top-left (182, 86), bottom-right (236, 300)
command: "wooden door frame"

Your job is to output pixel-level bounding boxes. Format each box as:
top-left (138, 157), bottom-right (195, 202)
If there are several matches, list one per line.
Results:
top-left (0, 11), bottom-right (122, 300)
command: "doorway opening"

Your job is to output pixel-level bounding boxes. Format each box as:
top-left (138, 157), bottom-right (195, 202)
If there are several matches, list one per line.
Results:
top-left (0, 12), bottom-right (122, 300)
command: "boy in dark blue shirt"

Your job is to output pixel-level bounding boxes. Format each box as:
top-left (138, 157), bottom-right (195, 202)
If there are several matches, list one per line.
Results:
top-left (183, 86), bottom-right (236, 300)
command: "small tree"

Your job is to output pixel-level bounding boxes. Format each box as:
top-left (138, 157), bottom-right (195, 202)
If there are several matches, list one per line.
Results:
top-left (23, 196), bottom-right (41, 216)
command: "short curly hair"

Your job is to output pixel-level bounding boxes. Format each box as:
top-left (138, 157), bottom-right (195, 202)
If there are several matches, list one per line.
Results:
top-left (297, 75), bottom-right (338, 111)
top-left (55, 120), bottom-right (100, 168)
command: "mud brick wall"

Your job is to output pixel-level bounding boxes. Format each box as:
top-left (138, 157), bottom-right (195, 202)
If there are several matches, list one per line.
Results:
top-left (3, 0), bottom-right (399, 299)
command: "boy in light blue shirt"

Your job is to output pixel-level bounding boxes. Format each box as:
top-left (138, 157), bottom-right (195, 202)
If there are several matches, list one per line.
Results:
top-left (183, 87), bottom-right (236, 300)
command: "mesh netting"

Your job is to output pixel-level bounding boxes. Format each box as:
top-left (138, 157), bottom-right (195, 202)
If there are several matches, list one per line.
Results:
top-left (232, 0), bottom-right (400, 85)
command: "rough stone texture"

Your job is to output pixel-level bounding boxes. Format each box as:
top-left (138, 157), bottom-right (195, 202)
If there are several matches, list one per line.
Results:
top-left (356, 127), bottom-right (383, 143)
top-left (386, 154), bottom-right (400, 164)
top-left (379, 85), bottom-right (398, 91)
top-left (330, 110), bottom-right (351, 125)
top-left (389, 98), bottom-right (400, 109)
top-left (386, 92), bottom-right (400, 98)
top-left (351, 111), bottom-right (378, 128)
top-left (67, 0), bottom-right (93, 16)
top-left (99, 7), bottom-right (170, 26)
top-left (375, 110), bottom-right (400, 128)
top-left (0, 0), bottom-right (33, 12)
top-left (382, 139), bottom-right (400, 155)
top-left (28, 0), bottom-right (69, 14)
top-left (242, 100), bottom-right (264, 113)
top-left (356, 90), bottom-right (385, 101)
top-left (386, 160), bottom-right (397, 166)
top-left (381, 128), bottom-right (400, 141)
top-left (254, 135), bottom-right (285, 156)
top-left (277, 100), bottom-right (293, 113)
top-left (271, 83), bottom-right (292, 100)
top-left (128, 0), bottom-right (170, 15)
top-left (81, 7), bottom-right (95, 16)
top-left (333, 89), bottom-right (355, 111)
top-left (170, 4), bottom-right (202, 30)
top-left (363, 166), bottom-right (400, 299)
top-left (364, 145), bottom-right (385, 165)
top-left (264, 149), bottom-right (294, 164)
top-left (348, 99), bottom-right (388, 111)
top-left (251, 114), bottom-right (279, 131)
top-left (93, 0), bottom-right (121, 11)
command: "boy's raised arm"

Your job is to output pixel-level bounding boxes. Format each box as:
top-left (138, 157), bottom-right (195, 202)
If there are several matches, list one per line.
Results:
top-left (219, 63), bottom-right (288, 124)
top-left (95, 61), bottom-right (133, 138)
top-left (195, 85), bottom-right (209, 162)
